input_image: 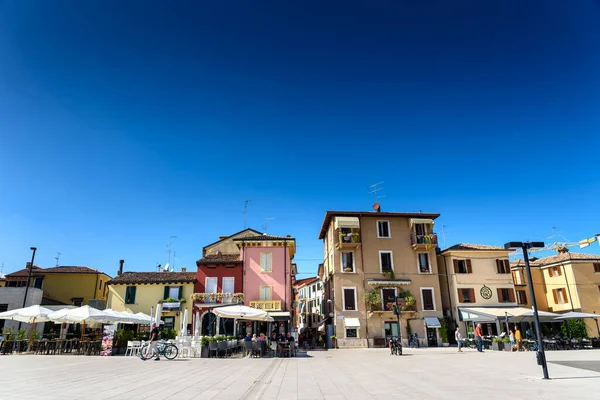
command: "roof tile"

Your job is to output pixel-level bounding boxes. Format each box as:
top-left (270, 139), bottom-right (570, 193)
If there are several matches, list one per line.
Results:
top-left (196, 253), bottom-right (242, 264)
top-left (511, 252), bottom-right (600, 268)
top-left (441, 243), bottom-right (507, 252)
top-left (107, 271), bottom-right (197, 285)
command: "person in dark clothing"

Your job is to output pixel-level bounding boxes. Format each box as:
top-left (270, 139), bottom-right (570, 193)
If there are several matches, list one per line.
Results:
top-left (143, 323), bottom-right (161, 361)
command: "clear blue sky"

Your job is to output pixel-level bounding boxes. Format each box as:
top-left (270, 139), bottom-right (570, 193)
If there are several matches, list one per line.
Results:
top-left (1, 1), bottom-right (599, 277)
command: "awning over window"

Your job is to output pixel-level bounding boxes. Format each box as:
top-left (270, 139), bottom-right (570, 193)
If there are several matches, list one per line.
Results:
top-left (344, 317), bottom-right (361, 328)
top-left (409, 218), bottom-right (434, 227)
top-left (424, 317), bottom-right (441, 328)
top-left (334, 217), bottom-right (360, 230)
top-left (267, 311), bottom-right (291, 321)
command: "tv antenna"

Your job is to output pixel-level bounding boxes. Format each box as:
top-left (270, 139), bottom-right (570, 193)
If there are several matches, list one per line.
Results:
top-left (262, 218), bottom-right (275, 234)
top-left (244, 200), bottom-right (252, 229)
top-left (172, 251), bottom-right (176, 270)
top-left (163, 263), bottom-right (170, 272)
top-left (0, 261), bottom-right (4, 278)
top-left (157, 263), bottom-right (162, 272)
top-left (369, 182), bottom-right (385, 211)
top-left (441, 225), bottom-right (448, 248)
top-left (55, 252), bottom-right (62, 267)
top-left (167, 236), bottom-right (177, 267)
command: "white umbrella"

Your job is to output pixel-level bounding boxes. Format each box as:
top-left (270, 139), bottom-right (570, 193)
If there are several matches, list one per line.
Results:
top-left (195, 310), bottom-right (200, 337)
top-left (103, 309), bottom-right (137, 324)
top-left (181, 308), bottom-right (188, 337)
top-left (154, 303), bottom-right (162, 326)
top-left (553, 311), bottom-right (599, 320)
top-left (509, 309), bottom-right (562, 323)
top-left (49, 306), bottom-right (112, 324)
top-left (0, 305), bottom-right (54, 323)
top-left (211, 305), bottom-right (274, 322)
top-left (135, 312), bottom-right (163, 325)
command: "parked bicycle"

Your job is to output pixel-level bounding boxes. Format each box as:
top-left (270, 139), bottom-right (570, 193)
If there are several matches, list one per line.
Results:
top-left (408, 333), bottom-right (420, 349)
top-left (389, 337), bottom-right (402, 355)
top-left (140, 340), bottom-right (179, 360)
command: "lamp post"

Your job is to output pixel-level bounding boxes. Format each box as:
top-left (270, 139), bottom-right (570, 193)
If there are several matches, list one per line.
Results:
top-left (17, 247), bottom-right (37, 331)
top-left (505, 241), bottom-right (549, 379)
top-left (393, 296), bottom-right (403, 347)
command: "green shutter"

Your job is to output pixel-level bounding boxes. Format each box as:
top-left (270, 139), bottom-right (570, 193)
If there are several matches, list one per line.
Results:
top-left (178, 286), bottom-right (183, 300)
top-left (130, 286), bottom-right (136, 304)
top-left (164, 286), bottom-right (170, 300)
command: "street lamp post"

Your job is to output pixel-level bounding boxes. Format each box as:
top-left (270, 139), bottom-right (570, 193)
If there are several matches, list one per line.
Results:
top-left (505, 241), bottom-right (549, 380)
top-left (17, 247), bottom-right (37, 331)
top-left (394, 295), bottom-right (403, 344)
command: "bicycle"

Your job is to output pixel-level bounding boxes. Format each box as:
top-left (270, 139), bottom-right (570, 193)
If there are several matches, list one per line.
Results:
top-left (140, 340), bottom-right (179, 360)
top-left (408, 333), bottom-right (420, 349)
top-left (388, 337), bottom-right (402, 356)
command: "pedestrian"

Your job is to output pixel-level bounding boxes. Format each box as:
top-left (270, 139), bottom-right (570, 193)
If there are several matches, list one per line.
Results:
top-left (514, 325), bottom-right (522, 351)
top-left (474, 323), bottom-right (483, 352)
top-left (509, 329), bottom-right (515, 351)
top-left (143, 323), bottom-right (160, 361)
top-left (455, 327), bottom-right (463, 352)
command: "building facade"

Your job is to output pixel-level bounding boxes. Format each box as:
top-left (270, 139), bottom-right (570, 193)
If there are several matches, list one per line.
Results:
top-left (511, 251), bottom-right (600, 336)
top-left (293, 277), bottom-right (322, 335)
top-left (437, 244), bottom-right (516, 338)
top-left (319, 211), bottom-right (444, 348)
top-left (106, 271), bottom-right (196, 334)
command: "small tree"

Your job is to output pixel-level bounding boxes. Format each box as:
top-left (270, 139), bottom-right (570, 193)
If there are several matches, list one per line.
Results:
top-left (405, 319), bottom-right (412, 337)
top-left (440, 318), bottom-right (449, 343)
top-left (561, 319), bottom-right (588, 339)
top-left (364, 290), bottom-right (382, 311)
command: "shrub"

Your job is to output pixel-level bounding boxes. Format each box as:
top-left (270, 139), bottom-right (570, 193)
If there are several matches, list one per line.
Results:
top-left (201, 337), bottom-right (209, 346)
top-left (561, 319), bottom-right (588, 339)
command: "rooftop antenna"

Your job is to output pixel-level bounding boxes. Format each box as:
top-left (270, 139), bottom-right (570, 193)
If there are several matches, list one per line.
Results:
top-left (262, 217), bottom-right (275, 234)
top-left (156, 263), bottom-right (162, 272)
top-left (163, 263), bottom-right (170, 272)
top-left (369, 181), bottom-right (385, 211)
top-left (441, 225), bottom-right (448, 248)
top-left (244, 200), bottom-right (252, 229)
top-left (172, 251), bottom-right (176, 271)
top-left (0, 261), bottom-right (4, 278)
top-left (55, 252), bottom-right (62, 267)
top-left (167, 236), bottom-right (177, 267)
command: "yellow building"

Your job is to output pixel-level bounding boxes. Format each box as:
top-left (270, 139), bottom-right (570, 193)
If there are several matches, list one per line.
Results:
top-left (106, 271), bottom-right (196, 334)
top-left (511, 251), bottom-right (600, 336)
top-left (4, 264), bottom-right (110, 306)
top-left (319, 211), bottom-right (444, 348)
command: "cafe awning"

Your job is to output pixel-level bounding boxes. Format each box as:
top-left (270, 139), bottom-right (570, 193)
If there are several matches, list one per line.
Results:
top-left (344, 317), bottom-right (361, 328)
top-left (409, 218), bottom-right (434, 227)
top-left (459, 307), bottom-right (562, 323)
top-left (268, 311), bottom-right (291, 321)
top-left (424, 317), bottom-right (441, 328)
top-left (334, 217), bottom-right (360, 230)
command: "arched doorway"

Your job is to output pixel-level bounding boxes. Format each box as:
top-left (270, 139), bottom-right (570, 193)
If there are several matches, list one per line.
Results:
top-left (220, 318), bottom-right (234, 336)
top-left (201, 312), bottom-right (216, 336)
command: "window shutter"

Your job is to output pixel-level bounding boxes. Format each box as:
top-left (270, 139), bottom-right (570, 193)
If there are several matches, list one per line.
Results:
top-left (562, 288), bottom-right (568, 303)
top-left (178, 286), bottom-right (183, 300)
top-left (552, 289), bottom-right (558, 304)
top-left (457, 289), bottom-right (464, 302)
top-left (504, 260), bottom-right (510, 273)
top-left (548, 269), bottom-right (553, 278)
top-left (496, 260), bottom-right (502, 274)
top-left (466, 260), bottom-right (473, 274)
top-left (453, 260), bottom-right (459, 273)
top-left (509, 290), bottom-right (515, 303)
top-left (557, 267), bottom-right (562, 276)
top-left (469, 289), bottom-right (475, 302)
top-left (521, 290), bottom-right (527, 305)
top-left (131, 286), bottom-right (136, 303)
top-left (497, 288), bottom-right (502, 302)
top-left (164, 286), bottom-right (170, 300)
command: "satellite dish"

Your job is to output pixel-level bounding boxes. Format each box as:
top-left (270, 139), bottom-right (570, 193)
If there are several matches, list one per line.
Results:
top-left (164, 263), bottom-right (170, 272)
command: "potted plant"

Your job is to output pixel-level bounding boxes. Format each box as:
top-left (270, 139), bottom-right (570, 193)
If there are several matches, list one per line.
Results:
top-left (364, 290), bottom-right (382, 312)
top-left (440, 318), bottom-right (449, 347)
top-left (200, 336), bottom-right (210, 358)
top-left (330, 335), bottom-right (337, 349)
top-left (492, 337), bottom-right (504, 351)
top-left (502, 336), bottom-right (512, 351)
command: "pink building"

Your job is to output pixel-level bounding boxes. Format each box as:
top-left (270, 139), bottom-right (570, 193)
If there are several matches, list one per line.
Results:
top-left (234, 234), bottom-right (296, 334)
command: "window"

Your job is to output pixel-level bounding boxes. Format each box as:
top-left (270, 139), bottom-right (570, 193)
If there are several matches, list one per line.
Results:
top-left (381, 288), bottom-right (396, 311)
top-left (379, 251), bottom-right (394, 273)
top-left (260, 253), bottom-right (272, 272)
top-left (0, 304), bottom-right (8, 330)
top-left (260, 286), bottom-right (272, 301)
top-left (343, 287), bottom-right (357, 311)
top-left (516, 290), bottom-right (527, 305)
top-left (72, 298), bottom-right (84, 307)
top-left (414, 223), bottom-right (427, 236)
top-left (98, 280), bottom-right (102, 290)
top-left (421, 288), bottom-right (435, 311)
top-left (163, 316), bottom-right (175, 331)
top-left (453, 259), bottom-right (472, 274)
top-left (341, 252), bottom-right (355, 273)
top-left (33, 277), bottom-right (44, 289)
top-left (377, 221), bottom-right (391, 238)
top-left (496, 259), bottom-right (510, 274)
top-left (548, 266), bottom-right (562, 277)
top-left (125, 286), bottom-right (136, 304)
top-left (418, 253), bottom-right (431, 273)
top-left (168, 286), bottom-right (180, 300)
top-left (552, 288), bottom-right (568, 304)
top-left (458, 288), bottom-right (475, 303)
top-left (512, 270), bottom-right (524, 285)
top-left (222, 277), bottom-right (235, 303)
top-left (498, 288), bottom-right (515, 303)
top-left (205, 277), bottom-right (217, 294)
top-left (345, 328), bottom-right (358, 338)
top-left (593, 263), bottom-right (600, 273)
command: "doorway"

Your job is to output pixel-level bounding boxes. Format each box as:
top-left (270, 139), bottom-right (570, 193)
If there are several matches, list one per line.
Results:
top-left (426, 328), bottom-right (438, 347)
top-left (384, 321), bottom-right (399, 341)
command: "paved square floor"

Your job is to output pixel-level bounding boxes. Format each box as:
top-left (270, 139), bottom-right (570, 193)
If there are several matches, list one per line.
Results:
top-left (1, 347), bottom-right (599, 399)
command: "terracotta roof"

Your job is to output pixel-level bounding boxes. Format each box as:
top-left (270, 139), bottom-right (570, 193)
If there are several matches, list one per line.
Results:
top-left (202, 228), bottom-right (262, 252)
top-left (511, 252), bottom-right (600, 268)
top-left (107, 271), bottom-right (197, 285)
top-left (196, 253), bottom-right (242, 265)
top-left (441, 243), bottom-right (508, 253)
top-left (294, 277), bottom-right (318, 288)
top-left (233, 234), bottom-right (295, 241)
top-left (5, 266), bottom-right (44, 277)
top-left (319, 211), bottom-right (440, 239)
top-left (6, 265), bottom-right (108, 277)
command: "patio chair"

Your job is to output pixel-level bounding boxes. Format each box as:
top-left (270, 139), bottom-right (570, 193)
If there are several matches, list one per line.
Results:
top-left (208, 341), bottom-right (218, 358)
top-left (217, 341), bottom-right (228, 358)
top-left (288, 341), bottom-right (297, 357)
top-left (124, 341), bottom-right (135, 356)
top-left (244, 341), bottom-right (254, 357)
top-left (252, 341), bottom-right (263, 358)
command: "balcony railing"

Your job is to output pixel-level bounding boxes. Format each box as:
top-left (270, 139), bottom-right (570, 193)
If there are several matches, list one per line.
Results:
top-left (410, 233), bottom-right (438, 247)
top-left (191, 292), bottom-right (244, 304)
top-left (337, 230), bottom-right (361, 249)
top-left (249, 300), bottom-right (282, 310)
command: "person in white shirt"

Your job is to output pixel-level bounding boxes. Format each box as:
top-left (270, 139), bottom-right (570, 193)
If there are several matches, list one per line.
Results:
top-left (455, 327), bottom-right (463, 352)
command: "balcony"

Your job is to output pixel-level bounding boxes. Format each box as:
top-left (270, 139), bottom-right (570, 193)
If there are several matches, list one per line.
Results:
top-left (337, 230), bottom-right (361, 249)
top-left (249, 300), bottom-right (282, 310)
top-left (410, 232), bottom-right (438, 249)
top-left (191, 292), bottom-right (244, 304)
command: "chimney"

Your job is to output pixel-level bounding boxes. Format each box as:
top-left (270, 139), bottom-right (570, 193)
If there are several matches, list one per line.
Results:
top-left (219, 236), bottom-right (228, 240)
top-left (557, 246), bottom-right (569, 254)
top-left (118, 260), bottom-right (124, 276)
top-left (26, 262), bottom-right (32, 268)
top-left (181, 267), bottom-right (187, 272)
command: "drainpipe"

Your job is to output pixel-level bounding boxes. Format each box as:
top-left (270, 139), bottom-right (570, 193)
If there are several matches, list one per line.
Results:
top-left (441, 255), bottom-right (454, 321)
top-left (358, 217), bottom-right (370, 347)
top-left (93, 272), bottom-right (99, 303)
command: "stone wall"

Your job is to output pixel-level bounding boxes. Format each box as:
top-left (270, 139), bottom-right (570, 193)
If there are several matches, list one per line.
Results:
top-left (0, 287), bottom-right (44, 334)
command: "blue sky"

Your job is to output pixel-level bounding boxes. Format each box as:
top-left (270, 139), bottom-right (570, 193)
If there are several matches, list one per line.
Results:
top-left (1, 1), bottom-right (599, 277)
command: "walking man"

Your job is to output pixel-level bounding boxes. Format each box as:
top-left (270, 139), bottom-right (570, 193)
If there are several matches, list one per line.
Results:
top-left (514, 325), bottom-right (522, 352)
top-left (474, 323), bottom-right (483, 352)
top-left (455, 327), bottom-right (463, 352)
top-left (143, 323), bottom-right (160, 361)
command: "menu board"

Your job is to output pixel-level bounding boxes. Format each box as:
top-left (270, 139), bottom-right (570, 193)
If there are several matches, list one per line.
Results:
top-left (100, 325), bottom-right (115, 356)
